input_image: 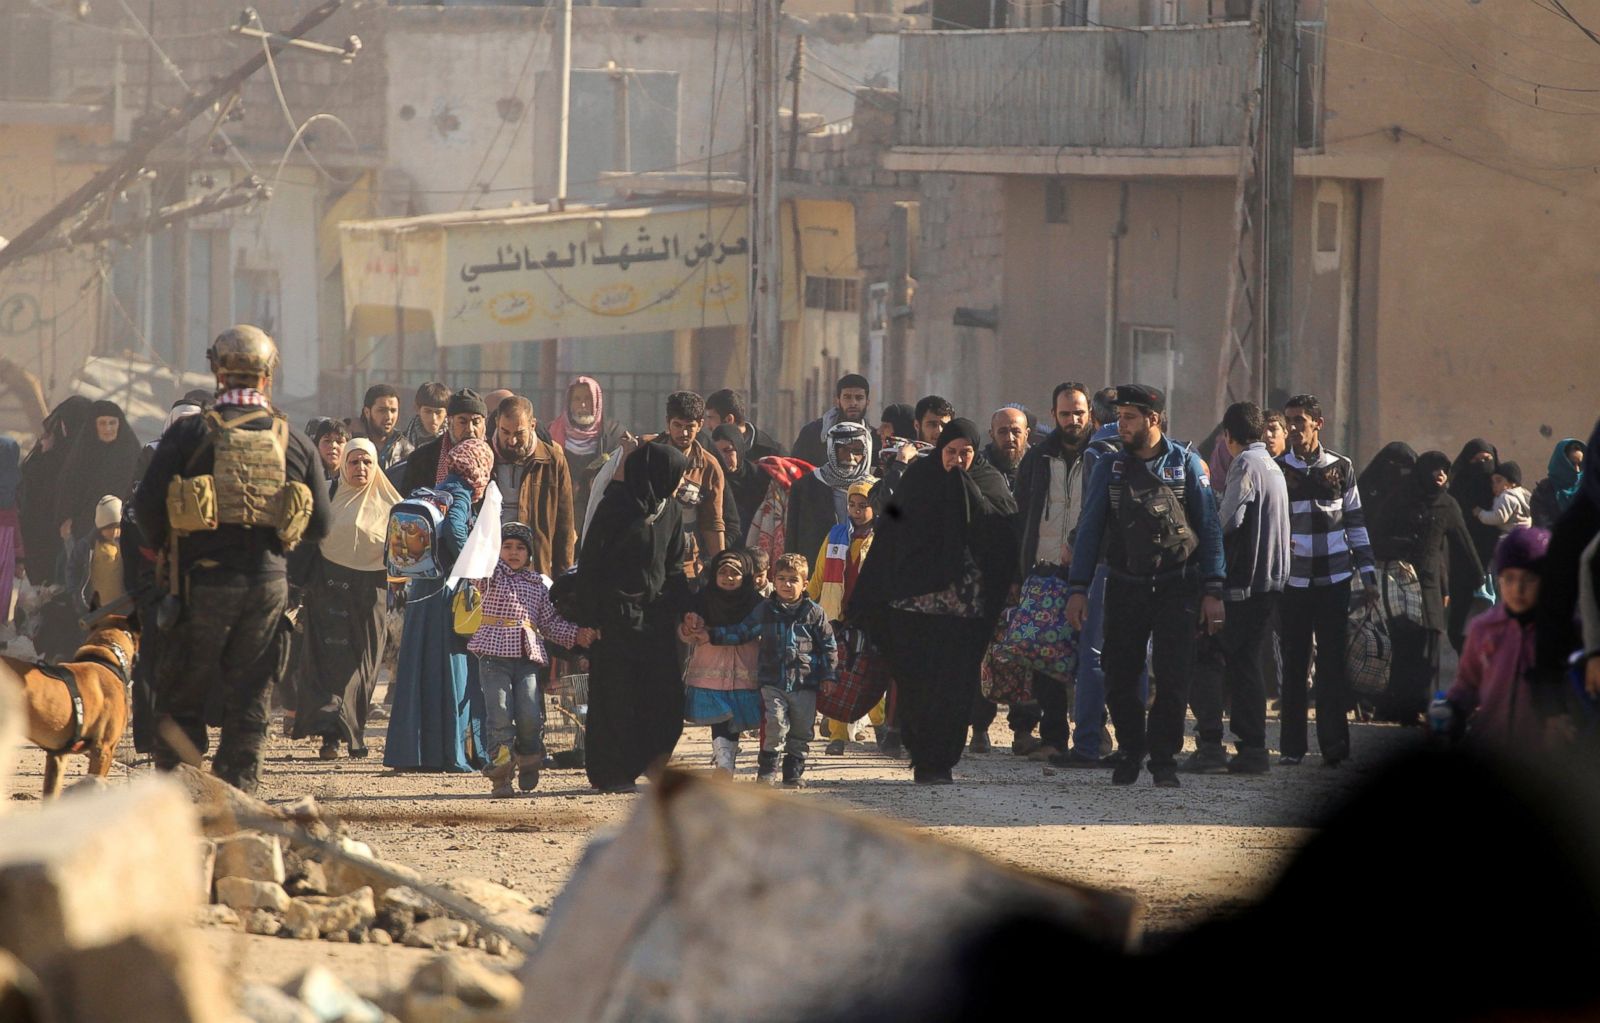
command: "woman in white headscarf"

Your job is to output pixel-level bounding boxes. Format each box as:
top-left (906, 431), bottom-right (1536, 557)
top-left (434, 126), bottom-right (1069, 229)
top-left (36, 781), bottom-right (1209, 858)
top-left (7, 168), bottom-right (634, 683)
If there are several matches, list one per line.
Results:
top-left (293, 438), bottom-right (402, 759)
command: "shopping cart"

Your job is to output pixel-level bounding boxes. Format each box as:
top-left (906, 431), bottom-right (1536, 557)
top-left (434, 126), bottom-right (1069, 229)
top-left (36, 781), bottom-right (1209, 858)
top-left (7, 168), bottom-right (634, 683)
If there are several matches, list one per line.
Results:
top-left (544, 654), bottom-right (589, 769)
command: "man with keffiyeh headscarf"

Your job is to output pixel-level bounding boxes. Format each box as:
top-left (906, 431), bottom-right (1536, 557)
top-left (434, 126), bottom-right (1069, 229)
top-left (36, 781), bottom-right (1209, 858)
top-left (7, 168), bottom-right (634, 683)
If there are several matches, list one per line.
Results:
top-left (785, 420), bottom-right (876, 574)
top-left (401, 389), bottom-right (489, 495)
top-left (550, 375), bottom-right (628, 528)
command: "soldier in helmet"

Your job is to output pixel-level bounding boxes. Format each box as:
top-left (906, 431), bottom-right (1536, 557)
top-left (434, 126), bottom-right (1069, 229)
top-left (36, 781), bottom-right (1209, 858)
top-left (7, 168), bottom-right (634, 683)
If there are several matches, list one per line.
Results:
top-left (135, 325), bottom-right (331, 793)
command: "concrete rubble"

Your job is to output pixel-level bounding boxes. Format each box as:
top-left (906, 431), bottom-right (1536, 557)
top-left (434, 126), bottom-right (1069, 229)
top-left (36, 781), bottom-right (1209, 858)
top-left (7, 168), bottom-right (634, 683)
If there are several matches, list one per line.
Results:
top-left (517, 769), bottom-right (1141, 1022)
top-left (0, 777), bottom-right (231, 1021)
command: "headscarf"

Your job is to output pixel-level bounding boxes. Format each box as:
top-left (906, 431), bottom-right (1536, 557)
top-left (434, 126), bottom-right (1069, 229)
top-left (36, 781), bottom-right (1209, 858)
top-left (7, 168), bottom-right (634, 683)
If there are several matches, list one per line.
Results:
top-left (550, 376), bottom-right (605, 456)
top-left (579, 443), bottom-right (689, 616)
top-left (41, 395), bottom-right (94, 451)
top-left (0, 437), bottom-right (20, 509)
top-left (852, 417), bottom-right (1017, 617)
top-left (56, 399), bottom-right (140, 534)
top-left (1449, 438), bottom-right (1498, 509)
top-left (321, 438), bottom-right (402, 572)
top-left (1414, 450), bottom-right (1453, 498)
top-left (699, 548), bottom-right (760, 626)
top-left (879, 403), bottom-right (916, 442)
top-left (815, 420), bottom-right (874, 491)
top-left (1358, 442), bottom-right (1418, 521)
top-left (1544, 437), bottom-right (1585, 515)
top-left (446, 437), bottom-right (494, 500)
top-left (164, 401), bottom-right (204, 436)
top-left (1583, 418), bottom-right (1600, 508)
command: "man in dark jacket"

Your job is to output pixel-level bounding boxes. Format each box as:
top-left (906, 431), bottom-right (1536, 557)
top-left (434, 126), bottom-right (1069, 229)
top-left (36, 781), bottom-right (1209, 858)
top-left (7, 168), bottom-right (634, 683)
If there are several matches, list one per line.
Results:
top-left (136, 325), bottom-right (330, 794)
top-left (359, 382), bottom-right (413, 476)
top-left (401, 389), bottom-right (489, 495)
top-left (1004, 383), bottom-right (1092, 760)
top-left (1065, 385), bottom-right (1225, 788)
top-left (705, 388), bottom-right (786, 461)
top-left (982, 406), bottom-right (1029, 488)
top-left (793, 373), bottom-right (874, 468)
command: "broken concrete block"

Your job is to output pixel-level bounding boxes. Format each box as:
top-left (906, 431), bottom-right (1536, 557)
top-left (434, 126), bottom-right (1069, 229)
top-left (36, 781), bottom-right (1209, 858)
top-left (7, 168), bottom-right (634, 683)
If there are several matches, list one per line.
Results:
top-left (274, 795), bottom-right (332, 842)
top-left (294, 965), bottom-right (384, 1023)
top-left (285, 860), bottom-right (327, 897)
top-left (0, 777), bottom-right (229, 1022)
top-left (282, 887), bottom-right (376, 941)
top-left (443, 878), bottom-right (535, 915)
top-left (406, 955), bottom-right (522, 1023)
top-left (171, 764), bottom-right (285, 839)
top-left (194, 905), bottom-right (242, 930)
top-left (198, 839), bottom-right (216, 902)
top-left (368, 928), bottom-right (392, 946)
top-left (517, 770), bottom-right (1139, 1022)
top-left (405, 918), bottom-right (471, 949)
top-left (322, 839), bottom-right (422, 899)
top-left (215, 832), bottom-right (286, 886)
top-left (215, 877), bottom-right (292, 914)
top-left (238, 983), bottom-right (318, 1023)
top-left (380, 885), bottom-right (438, 917)
top-left (242, 910), bottom-right (283, 937)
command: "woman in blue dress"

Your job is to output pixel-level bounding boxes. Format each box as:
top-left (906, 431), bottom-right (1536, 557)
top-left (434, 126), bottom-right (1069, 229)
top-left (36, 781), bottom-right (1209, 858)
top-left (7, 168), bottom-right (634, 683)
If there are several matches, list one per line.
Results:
top-left (384, 437), bottom-right (496, 772)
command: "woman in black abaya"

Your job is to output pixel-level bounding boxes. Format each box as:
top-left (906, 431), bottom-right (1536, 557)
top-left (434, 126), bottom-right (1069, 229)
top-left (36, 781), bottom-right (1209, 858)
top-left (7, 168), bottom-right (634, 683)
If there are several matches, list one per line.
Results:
top-left (54, 400), bottom-right (140, 542)
top-left (576, 443), bottom-right (692, 792)
top-left (849, 419), bottom-right (1018, 784)
top-left (18, 396), bottom-right (94, 586)
top-left (1447, 437), bottom-right (1500, 648)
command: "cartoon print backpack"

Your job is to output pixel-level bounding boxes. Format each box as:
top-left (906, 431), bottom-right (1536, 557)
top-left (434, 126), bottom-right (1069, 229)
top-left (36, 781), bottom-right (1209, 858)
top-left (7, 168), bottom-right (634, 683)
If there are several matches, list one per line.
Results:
top-left (386, 487), bottom-right (455, 580)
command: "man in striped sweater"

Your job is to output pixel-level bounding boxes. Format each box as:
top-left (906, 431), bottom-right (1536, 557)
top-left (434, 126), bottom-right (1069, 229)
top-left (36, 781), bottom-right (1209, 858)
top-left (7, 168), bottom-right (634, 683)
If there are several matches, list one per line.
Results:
top-left (1276, 394), bottom-right (1379, 767)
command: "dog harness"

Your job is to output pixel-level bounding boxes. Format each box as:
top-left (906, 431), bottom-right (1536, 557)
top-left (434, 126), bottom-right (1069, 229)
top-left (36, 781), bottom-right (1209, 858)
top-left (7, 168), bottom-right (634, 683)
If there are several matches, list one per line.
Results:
top-left (35, 663), bottom-right (87, 755)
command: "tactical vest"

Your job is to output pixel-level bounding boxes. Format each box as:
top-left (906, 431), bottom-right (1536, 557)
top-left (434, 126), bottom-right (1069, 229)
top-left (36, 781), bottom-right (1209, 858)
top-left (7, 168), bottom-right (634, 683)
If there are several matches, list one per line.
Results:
top-left (166, 409), bottom-right (314, 549)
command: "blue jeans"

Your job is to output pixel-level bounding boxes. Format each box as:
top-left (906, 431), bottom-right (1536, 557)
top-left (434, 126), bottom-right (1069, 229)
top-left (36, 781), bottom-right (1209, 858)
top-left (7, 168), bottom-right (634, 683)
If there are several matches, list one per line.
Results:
top-left (1072, 564), bottom-right (1150, 757)
top-left (477, 655), bottom-right (546, 758)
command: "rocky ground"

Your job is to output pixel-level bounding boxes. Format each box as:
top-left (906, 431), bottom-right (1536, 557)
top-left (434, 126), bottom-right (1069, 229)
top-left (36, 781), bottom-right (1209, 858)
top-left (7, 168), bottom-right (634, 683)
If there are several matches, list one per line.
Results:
top-left (8, 675), bottom-right (1428, 1006)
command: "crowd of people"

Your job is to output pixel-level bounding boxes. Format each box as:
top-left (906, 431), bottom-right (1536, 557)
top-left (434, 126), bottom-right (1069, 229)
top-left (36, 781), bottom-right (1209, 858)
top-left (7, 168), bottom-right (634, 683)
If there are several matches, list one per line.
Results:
top-left (9, 324), bottom-right (1599, 797)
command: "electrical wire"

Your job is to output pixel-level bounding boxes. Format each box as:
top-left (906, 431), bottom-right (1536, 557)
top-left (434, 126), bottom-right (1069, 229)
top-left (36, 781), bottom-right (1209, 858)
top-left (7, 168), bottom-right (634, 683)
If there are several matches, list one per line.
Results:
top-left (454, 1), bottom-right (554, 210)
top-left (258, 27), bottom-right (366, 187)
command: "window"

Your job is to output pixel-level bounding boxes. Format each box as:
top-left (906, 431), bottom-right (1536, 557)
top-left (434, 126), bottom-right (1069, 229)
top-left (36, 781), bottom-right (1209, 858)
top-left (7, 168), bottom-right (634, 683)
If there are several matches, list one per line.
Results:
top-left (804, 276), bottom-right (859, 313)
top-left (1315, 200), bottom-right (1340, 254)
top-left (1044, 179), bottom-right (1069, 224)
top-left (1128, 326), bottom-right (1176, 400)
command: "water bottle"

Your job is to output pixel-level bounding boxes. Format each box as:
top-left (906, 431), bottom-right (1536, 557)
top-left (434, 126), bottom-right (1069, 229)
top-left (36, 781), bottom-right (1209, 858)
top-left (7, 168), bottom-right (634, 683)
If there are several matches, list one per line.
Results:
top-left (1428, 691), bottom-right (1453, 739)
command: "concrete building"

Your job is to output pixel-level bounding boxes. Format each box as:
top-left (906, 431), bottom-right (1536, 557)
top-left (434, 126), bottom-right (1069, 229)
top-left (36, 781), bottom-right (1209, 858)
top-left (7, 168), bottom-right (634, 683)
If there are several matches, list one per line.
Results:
top-left (883, 0), bottom-right (1600, 469)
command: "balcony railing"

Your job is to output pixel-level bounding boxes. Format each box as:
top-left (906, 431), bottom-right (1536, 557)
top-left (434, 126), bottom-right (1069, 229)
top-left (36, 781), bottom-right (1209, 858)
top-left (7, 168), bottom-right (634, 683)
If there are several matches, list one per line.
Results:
top-left (897, 22), bottom-right (1323, 152)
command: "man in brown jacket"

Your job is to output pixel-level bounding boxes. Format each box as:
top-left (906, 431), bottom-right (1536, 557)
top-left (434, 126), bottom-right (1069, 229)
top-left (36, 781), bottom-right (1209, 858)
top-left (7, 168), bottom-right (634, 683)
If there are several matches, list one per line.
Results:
top-left (491, 395), bottom-right (577, 576)
top-left (658, 391), bottom-right (726, 570)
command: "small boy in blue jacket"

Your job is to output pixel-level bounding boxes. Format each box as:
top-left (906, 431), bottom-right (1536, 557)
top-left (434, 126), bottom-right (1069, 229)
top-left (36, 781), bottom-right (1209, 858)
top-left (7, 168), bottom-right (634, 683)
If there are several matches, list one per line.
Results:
top-left (686, 553), bottom-right (838, 787)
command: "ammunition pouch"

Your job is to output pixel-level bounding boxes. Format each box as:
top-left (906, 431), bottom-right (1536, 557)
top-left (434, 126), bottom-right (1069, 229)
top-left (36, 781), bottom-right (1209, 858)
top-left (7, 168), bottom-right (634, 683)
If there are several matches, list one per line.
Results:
top-left (275, 481), bottom-right (315, 551)
top-left (166, 475), bottom-right (218, 535)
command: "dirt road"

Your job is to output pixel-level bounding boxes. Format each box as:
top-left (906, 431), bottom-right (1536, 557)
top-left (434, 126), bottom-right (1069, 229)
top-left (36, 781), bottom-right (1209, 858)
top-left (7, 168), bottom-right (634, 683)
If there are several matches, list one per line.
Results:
top-left (10, 695), bottom-right (1422, 947)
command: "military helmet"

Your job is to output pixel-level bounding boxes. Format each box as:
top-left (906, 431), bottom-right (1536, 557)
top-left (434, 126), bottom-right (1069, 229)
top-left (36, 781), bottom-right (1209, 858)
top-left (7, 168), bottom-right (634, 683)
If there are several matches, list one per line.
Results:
top-left (207, 324), bottom-right (279, 377)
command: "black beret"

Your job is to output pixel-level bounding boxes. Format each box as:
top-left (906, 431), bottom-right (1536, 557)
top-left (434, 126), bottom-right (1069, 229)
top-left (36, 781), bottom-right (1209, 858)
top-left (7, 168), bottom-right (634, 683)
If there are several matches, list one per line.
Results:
top-left (1114, 384), bottom-right (1165, 415)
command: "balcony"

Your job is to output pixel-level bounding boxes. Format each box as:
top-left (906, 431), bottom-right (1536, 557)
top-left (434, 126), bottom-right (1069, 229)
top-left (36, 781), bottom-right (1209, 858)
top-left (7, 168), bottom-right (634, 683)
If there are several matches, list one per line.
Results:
top-left (895, 22), bottom-right (1322, 163)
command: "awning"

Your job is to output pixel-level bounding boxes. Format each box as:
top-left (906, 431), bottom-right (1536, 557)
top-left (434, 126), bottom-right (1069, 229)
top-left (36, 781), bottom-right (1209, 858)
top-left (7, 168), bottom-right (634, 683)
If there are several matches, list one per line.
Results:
top-left (339, 197), bottom-right (857, 346)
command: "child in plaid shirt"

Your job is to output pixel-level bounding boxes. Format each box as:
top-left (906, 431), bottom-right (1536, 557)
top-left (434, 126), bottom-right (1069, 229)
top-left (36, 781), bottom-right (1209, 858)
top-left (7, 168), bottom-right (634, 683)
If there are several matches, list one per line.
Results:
top-left (687, 553), bottom-right (838, 787)
top-left (470, 521), bottom-right (597, 797)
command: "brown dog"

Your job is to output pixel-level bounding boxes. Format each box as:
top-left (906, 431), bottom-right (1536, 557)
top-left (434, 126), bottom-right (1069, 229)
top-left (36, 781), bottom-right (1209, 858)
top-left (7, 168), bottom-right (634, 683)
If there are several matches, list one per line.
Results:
top-left (2, 616), bottom-right (137, 797)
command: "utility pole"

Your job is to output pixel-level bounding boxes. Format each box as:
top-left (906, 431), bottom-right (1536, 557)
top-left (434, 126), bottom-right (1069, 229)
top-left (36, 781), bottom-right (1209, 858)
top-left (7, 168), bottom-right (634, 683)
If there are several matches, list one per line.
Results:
top-left (1260, 0), bottom-right (1298, 409)
top-left (787, 36), bottom-right (804, 178)
top-left (556, 0), bottom-right (572, 203)
top-left (748, 0), bottom-right (783, 430)
top-left (0, 0), bottom-right (345, 274)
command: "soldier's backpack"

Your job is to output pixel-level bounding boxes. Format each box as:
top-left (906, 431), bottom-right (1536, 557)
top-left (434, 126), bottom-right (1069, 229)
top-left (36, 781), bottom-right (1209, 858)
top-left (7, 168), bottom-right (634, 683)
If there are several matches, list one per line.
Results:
top-left (386, 488), bottom-right (456, 581)
top-left (1115, 451), bottom-right (1199, 575)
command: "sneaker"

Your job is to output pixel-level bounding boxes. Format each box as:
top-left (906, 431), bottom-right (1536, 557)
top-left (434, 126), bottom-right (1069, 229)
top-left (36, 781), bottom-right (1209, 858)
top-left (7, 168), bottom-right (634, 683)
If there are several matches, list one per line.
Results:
top-left (1279, 754), bottom-right (1303, 766)
top-left (1180, 745), bottom-right (1229, 775)
top-left (1111, 758), bottom-right (1142, 785)
top-left (756, 750), bottom-right (780, 786)
top-left (1227, 748), bottom-right (1271, 774)
top-left (825, 739), bottom-right (847, 756)
top-left (1150, 764), bottom-right (1181, 788)
top-left (781, 754), bottom-right (806, 788)
top-left (1011, 734), bottom-right (1043, 757)
top-left (969, 731), bottom-right (992, 755)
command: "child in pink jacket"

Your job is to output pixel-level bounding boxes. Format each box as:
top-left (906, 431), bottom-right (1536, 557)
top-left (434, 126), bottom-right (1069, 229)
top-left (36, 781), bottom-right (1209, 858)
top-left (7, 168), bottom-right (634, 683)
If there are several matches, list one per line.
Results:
top-left (1447, 525), bottom-right (1549, 750)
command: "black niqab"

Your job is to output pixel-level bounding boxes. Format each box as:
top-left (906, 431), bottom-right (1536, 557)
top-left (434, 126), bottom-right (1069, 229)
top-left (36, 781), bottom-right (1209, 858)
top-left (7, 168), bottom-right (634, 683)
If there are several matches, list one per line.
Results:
top-left (1358, 442), bottom-right (1418, 517)
top-left (577, 444), bottom-right (688, 622)
top-left (18, 397), bottom-right (96, 584)
top-left (1449, 437), bottom-right (1501, 565)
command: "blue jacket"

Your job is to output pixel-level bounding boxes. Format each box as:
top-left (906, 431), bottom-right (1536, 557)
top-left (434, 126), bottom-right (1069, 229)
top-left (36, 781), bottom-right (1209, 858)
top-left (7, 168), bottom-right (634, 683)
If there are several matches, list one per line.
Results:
top-left (1067, 436), bottom-right (1225, 595)
top-left (709, 594), bottom-right (839, 692)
